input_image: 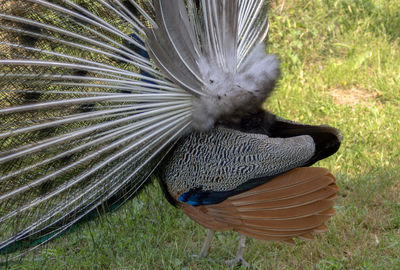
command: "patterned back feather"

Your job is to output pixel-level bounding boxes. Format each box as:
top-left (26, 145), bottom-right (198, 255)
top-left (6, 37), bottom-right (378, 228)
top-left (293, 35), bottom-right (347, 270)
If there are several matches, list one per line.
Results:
top-left (0, 0), bottom-right (275, 259)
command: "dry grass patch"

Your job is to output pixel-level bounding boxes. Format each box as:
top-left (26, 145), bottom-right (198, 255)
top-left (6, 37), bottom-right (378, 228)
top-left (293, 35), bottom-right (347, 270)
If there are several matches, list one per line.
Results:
top-left (328, 87), bottom-right (381, 106)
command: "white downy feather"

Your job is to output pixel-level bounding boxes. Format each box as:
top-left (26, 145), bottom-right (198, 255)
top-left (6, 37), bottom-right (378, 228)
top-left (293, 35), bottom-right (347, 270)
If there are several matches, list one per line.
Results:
top-left (193, 44), bottom-right (280, 130)
top-left (147, 0), bottom-right (278, 130)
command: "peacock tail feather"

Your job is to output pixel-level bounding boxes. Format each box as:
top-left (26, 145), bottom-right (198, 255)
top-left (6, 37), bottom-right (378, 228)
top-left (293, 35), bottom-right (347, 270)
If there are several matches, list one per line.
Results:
top-left (0, 0), bottom-right (275, 259)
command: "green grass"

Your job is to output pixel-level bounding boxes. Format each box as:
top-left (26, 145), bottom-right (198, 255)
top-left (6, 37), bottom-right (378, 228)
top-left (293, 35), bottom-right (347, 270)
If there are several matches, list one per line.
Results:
top-left (4, 0), bottom-right (400, 269)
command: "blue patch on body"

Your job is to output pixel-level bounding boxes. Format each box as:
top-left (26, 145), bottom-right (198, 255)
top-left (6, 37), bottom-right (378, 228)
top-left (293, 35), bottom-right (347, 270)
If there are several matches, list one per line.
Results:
top-left (178, 174), bottom-right (279, 206)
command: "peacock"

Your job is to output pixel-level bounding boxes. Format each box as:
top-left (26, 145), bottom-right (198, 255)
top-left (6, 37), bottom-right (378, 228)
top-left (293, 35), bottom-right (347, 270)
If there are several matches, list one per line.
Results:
top-left (0, 0), bottom-right (342, 266)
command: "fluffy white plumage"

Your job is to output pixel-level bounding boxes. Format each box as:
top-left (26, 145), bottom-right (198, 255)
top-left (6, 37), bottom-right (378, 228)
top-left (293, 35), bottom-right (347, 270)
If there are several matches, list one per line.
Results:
top-left (193, 44), bottom-right (280, 130)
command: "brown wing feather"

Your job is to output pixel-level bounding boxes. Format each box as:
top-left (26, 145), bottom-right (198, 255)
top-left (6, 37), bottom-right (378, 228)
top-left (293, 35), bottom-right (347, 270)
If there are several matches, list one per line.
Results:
top-left (179, 167), bottom-right (338, 243)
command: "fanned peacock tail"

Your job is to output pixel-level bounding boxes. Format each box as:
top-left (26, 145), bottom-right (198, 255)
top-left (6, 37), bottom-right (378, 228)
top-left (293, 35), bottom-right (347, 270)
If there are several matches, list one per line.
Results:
top-left (146, 1), bottom-right (278, 130)
top-left (0, 0), bottom-right (275, 259)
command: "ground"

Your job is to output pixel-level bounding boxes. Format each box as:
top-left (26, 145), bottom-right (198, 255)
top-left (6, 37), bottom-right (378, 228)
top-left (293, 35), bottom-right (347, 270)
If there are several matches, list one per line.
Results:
top-left (4, 0), bottom-right (400, 269)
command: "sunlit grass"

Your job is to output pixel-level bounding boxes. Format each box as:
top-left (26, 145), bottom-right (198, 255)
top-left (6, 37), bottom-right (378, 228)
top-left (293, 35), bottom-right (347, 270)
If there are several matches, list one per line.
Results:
top-left (4, 0), bottom-right (400, 269)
